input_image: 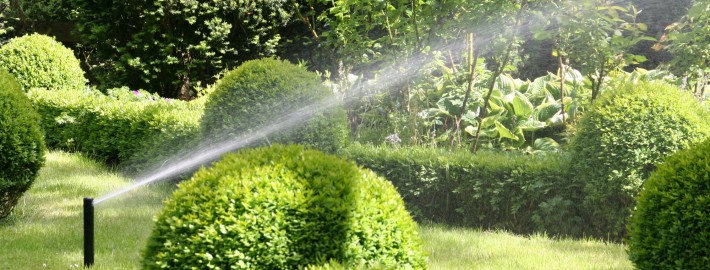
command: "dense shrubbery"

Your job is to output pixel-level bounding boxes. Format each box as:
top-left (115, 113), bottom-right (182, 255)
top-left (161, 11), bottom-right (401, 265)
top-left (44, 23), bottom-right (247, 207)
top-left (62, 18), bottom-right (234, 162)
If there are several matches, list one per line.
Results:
top-left (27, 87), bottom-right (202, 171)
top-left (570, 81), bottom-right (710, 240)
top-left (0, 34), bottom-right (86, 91)
top-left (143, 145), bottom-right (426, 269)
top-left (339, 144), bottom-right (581, 237)
top-left (0, 70), bottom-right (45, 220)
top-left (627, 138), bottom-right (710, 269)
top-left (201, 58), bottom-right (349, 153)
top-left (73, 0), bottom-right (293, 98)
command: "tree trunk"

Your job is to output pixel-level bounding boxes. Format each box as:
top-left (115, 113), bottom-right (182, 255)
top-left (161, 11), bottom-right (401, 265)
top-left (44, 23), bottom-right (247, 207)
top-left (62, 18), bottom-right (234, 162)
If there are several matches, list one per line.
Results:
top-left (178, 74), bottom-right (190, 100)
top-left (558, 54), bottom-right (566, 123)
top-left (472, 1), bottom-right (527, 153)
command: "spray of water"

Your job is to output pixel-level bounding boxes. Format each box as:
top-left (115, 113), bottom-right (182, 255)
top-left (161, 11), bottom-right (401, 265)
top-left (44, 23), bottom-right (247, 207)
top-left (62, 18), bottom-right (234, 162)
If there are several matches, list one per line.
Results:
top-left (93, 2), bottom-right (565, 205)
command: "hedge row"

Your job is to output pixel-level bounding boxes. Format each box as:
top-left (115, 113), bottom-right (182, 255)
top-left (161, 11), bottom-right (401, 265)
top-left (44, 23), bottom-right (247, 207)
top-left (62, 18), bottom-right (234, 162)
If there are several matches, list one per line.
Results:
top-left (339, 144), bottom-right (582, 237)
top-left (26, 87), bottom-right (203, 173)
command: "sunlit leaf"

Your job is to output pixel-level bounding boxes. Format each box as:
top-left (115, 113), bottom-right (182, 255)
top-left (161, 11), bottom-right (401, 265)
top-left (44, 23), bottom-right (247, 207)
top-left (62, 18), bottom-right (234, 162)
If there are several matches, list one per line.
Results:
top-left (511, 92), bottom-right (534, 117)
top-left (533, 137), bottom-right (560, 151)
top-left (495, 121), bottom-right (518, 140)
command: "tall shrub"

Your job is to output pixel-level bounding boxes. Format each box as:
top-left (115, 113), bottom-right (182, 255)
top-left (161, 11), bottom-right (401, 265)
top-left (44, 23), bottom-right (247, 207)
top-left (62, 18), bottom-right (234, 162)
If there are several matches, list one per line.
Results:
top-left (0, 34), bottom-right (86, 91)
top-left (72, 0), bottom-right (293, 98)
top-left (569, 81), bottom-right (710, 240)
top-left (143, 145), bottom-right (426, 269)
top-left (201, 58), bottom-right (348, 153)
top-left (627, 137), bottom-right (710, 270)
top-left (0, 70), bottom-right (45, 220)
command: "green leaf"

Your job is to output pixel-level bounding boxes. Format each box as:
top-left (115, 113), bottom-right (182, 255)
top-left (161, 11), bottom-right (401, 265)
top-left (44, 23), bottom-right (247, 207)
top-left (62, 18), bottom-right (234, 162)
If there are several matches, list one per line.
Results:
top-left (533, 138), bottom-right (560, 151)
top-left (518, 118), bottom-right (547, 131)
top-left (511, 92), bottom-right (534, 117)
top-left (495, 121), bottom-right (518, 140)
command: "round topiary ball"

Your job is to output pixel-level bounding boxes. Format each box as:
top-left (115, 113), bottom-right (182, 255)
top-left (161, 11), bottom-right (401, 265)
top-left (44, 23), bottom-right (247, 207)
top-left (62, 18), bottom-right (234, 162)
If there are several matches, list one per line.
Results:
top-left (0, 33), bottom-right (87, 91)
top-left (201, 58), bottom-right (348, 153)
top-left (0, 70), bottom-right (45, 220)
top-left (569, 81), bottom-right (710, 239)
top-left (627, 138), bottom-right (710, 269)
top-left (143, 145), bottom-right (426, 269)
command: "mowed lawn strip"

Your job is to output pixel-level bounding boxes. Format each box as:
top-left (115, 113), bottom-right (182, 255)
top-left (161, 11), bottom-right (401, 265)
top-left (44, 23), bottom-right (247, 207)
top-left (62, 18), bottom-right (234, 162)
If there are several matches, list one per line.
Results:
top-left (0, 151), bottom-right (633, 269)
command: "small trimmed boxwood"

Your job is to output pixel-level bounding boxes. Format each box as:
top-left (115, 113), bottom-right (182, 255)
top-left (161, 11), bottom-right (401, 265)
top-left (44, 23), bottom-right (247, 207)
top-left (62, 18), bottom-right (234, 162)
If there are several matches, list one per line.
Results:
top-left (143, 145), bottom-right (426, 269)
top-left (201, 58), bottom-right (349, 153)
top-left (570, 81), bottom-right (710, 240)
top-left (0, 33), bottom-right (87, 91)
top-left (0, 70), bottom-right (45, 220)
top-left (627, 138), bottom-right (710, 269)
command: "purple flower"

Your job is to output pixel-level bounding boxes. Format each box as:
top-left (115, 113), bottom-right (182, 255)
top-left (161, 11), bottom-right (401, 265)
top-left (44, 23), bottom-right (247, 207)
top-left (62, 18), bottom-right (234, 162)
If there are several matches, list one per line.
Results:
top-left (132, 90), bottom-right (143, 97)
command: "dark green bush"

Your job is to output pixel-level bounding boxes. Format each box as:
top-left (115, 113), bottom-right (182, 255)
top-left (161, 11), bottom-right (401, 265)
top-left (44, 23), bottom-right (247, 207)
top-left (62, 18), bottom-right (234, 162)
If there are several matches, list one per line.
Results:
top-left (569, 81), bottom-right (710, 240)
top-left (0, 70), bottom-right (45, 220)
top-left (201, 58), bottom-right (349, 153)
top-left (0, 34), bottom-right (87, 91)
top-left (27, 87), bottom-right (202, 169)
top-left (143, 145), bottom-right (426, 269)
top-left (627, 138), bottom-right (710, 270)
top-left (339, 144), bottom-right (581, 237)
top-left (73, 0), bottom-right (294, 98)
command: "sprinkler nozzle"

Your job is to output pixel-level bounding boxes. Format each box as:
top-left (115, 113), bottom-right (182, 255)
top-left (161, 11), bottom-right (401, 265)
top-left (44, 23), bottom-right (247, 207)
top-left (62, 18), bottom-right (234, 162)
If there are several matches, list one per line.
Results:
top-left (83, 197), bottom-right (94, 267)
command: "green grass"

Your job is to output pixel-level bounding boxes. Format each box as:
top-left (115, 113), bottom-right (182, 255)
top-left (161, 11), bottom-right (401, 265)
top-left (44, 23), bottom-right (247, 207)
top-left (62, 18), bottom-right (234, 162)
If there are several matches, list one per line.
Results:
top-left (422, 225), bottom-right (632, 269)
top-left (0, 151), bottom-right (174, 269)
top-left (1, 151), bottom-right (633, 269)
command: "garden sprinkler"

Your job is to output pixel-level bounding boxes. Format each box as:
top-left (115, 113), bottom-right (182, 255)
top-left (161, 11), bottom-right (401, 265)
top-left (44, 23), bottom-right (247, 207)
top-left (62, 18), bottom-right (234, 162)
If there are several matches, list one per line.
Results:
top-left (83, 197), bottom-right (94, 267)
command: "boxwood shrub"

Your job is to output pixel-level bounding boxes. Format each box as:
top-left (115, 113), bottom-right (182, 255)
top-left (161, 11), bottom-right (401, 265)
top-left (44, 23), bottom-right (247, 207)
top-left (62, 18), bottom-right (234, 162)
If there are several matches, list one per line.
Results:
top-left (0, 70), bottom-right (45, 220)
top-left (339, 144), bottom-right (581, 237)
top-left (26, 87), bottom-right (202, 171)
top-left (0, 34), bottom-right (87, 91)
top-left (569, 81), bottom-right (710, 240)
top-left (201, 58), bottom-right (349, 153)
top-left (143, 145), bottom-right (426, 269)
top-left (627, 138), bottom-right (710, 269)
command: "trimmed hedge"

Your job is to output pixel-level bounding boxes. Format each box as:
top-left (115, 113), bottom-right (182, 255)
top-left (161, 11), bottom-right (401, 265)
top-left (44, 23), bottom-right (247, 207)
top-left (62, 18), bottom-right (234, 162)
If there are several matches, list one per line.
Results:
top-left (0, 70), bottom-right (45, 220)
top-left (201, 58), bottom-right (349, 153)
top-left (569, 81), bottom-right (710, 240)
top-left (627, 138), bottom-right (710, 269)
top-left (143, 145), bottom-right (426, 269)
top-left (0, 34), bottom-right (87, 91)
top-left (26, 87), bottom-right (202, 172)
top-left (339, 144), bottom-right (581, 237)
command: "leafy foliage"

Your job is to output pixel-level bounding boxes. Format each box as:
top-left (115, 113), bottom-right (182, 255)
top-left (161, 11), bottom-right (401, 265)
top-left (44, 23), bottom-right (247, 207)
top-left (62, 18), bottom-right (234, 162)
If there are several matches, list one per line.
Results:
top-left (27, 87), bottom-right (202, 169)
top-left (0, 69), bottom-right (45, 220)
top-left (73, 0), bottom-right (293, 98)
top-left (0, 34), bottom-right (87, 91)
top-left (143, 145), bottom-right (426, 269)
top-left (201, 58), bottom-right (348, 153)
top-left (627, 137), bottom-right (710, 270)
top-left (662, 0), bottom-right (710, 98)
top-left (569, 81), bottom-right (710, 240)
top-left (339, 143), bottom-right (582, 237)
top-left (529, 0), bottom-right (653, 101)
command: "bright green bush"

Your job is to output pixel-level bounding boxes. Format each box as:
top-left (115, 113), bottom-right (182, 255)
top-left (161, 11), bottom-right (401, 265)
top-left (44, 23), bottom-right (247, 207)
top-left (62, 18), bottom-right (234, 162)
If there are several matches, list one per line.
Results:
top-left (201, 58), bottom-right (349, 153)
top-left (143, 145), bottom-right (426, 269)
top-left (627, 138), bottom-right (710, 269)
top-left (0, 70), bottom-right (45, 220)
top-left (569, 81), bottom-right (710, 240)
top-left (27, 87), bottom-right (202, 168)
top-left (339, 144), bottom-right (581, 237)
top-left (0, 34), bottom-right (87, 91)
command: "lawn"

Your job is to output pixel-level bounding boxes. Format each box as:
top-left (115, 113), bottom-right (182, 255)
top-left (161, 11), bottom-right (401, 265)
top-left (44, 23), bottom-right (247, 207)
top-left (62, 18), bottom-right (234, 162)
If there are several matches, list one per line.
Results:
top-left (0, 151), bottom-right (633, 269)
